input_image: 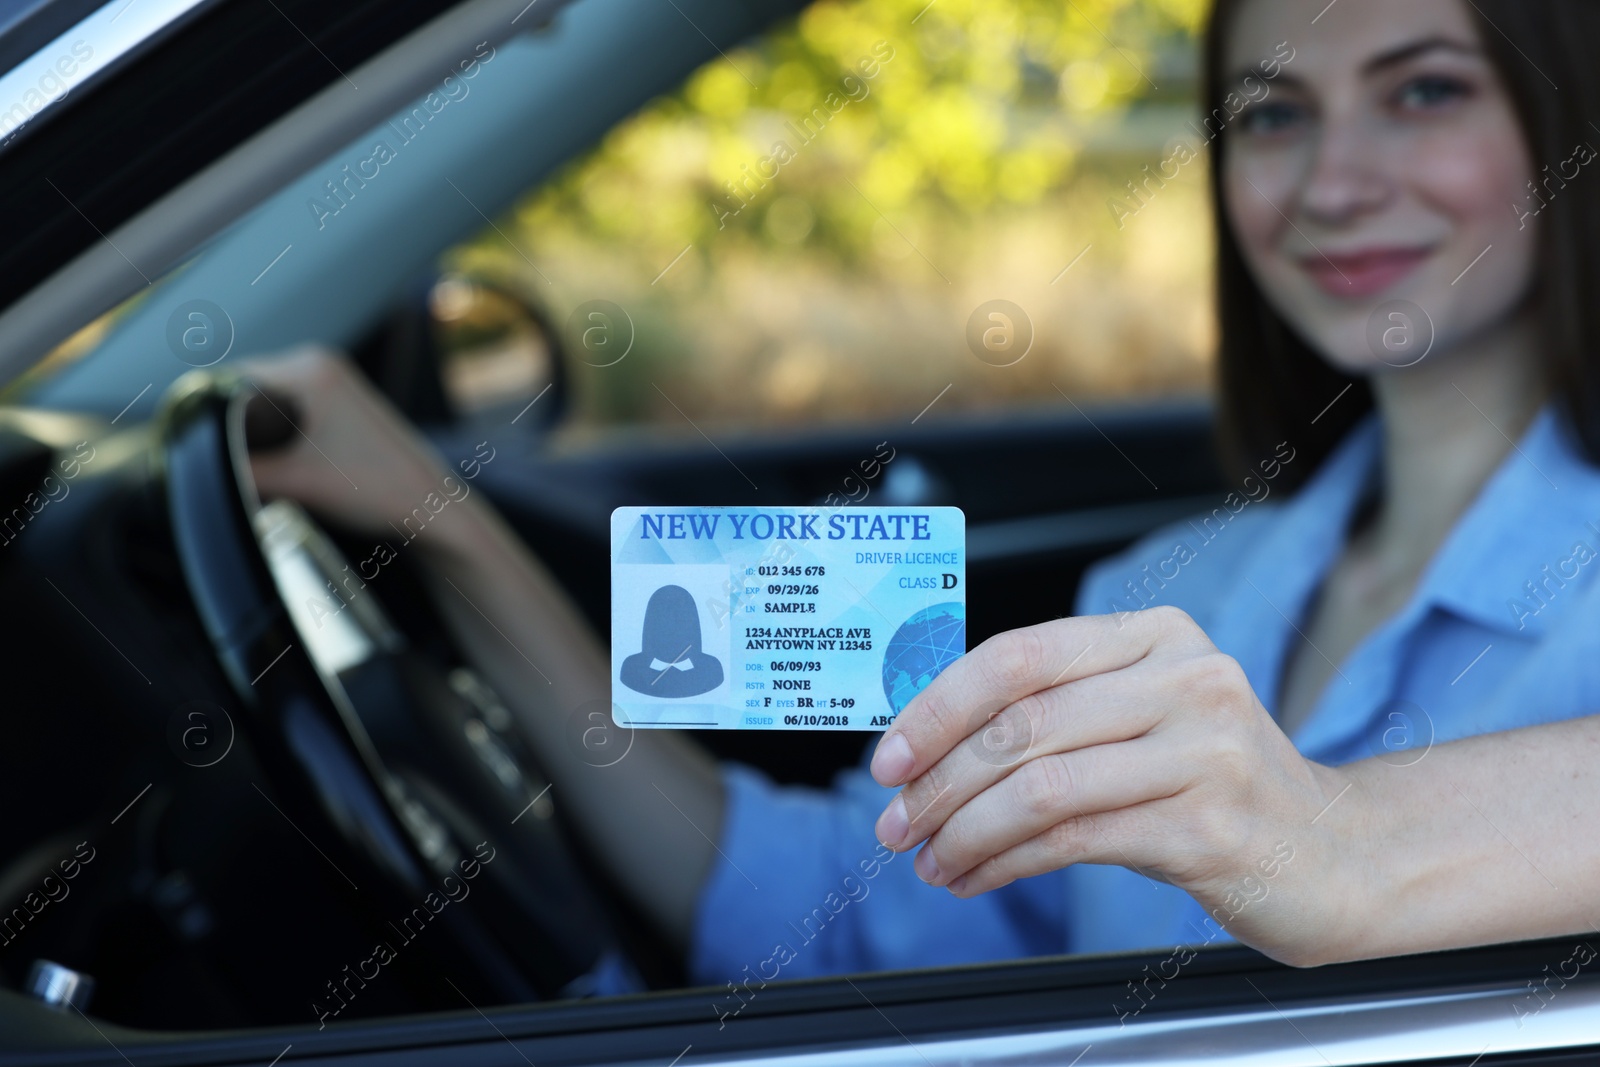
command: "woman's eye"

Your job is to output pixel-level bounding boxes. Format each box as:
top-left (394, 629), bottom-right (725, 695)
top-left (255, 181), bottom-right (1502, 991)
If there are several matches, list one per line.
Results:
top-left (1237, 102), bottom-right (1306, 136)
top-left (1394, 74), bottom-right (1472, 111)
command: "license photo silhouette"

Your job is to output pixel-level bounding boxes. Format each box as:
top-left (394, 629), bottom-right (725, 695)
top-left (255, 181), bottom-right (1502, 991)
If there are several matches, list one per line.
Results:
top-left (618, 584), bottom-right (725, 698)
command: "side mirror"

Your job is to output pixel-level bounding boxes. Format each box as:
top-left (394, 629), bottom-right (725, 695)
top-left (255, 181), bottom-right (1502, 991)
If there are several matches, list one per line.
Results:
top-left (351, 273), bottom-right (568, 431)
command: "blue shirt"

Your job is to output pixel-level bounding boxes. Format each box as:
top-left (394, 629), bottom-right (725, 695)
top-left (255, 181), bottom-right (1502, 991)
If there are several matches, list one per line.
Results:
top-left (686, 404), bottom-right (1600, 985)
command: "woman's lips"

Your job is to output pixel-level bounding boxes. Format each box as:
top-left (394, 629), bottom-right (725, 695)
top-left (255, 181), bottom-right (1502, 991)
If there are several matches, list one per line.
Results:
top-left (1298, 246), bottom-right (1436, 298)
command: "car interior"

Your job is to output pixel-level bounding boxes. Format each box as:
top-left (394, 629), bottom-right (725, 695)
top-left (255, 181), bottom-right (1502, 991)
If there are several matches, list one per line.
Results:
top-left (0, 0), bottom-right (1597, 1063)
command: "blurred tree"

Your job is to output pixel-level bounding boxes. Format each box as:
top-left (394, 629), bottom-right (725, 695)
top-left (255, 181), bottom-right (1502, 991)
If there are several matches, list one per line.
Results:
top-left (447, 0), bottom-right (1215, 432)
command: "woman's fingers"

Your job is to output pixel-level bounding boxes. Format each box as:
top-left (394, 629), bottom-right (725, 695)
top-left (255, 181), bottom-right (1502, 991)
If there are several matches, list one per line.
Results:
top-left (910, 734), bottom-right (1190, 887)
top-left (873, 663), bottom-right (1168, 850)
top-left (235, 347), bottom-right (460, 536)
top-left (942, 802), bottom-right (1172, 898)
top-left (235, 344), bottom-right (347, 408)
top-left (237, 349), bottom-right (357, 495)
top-left (861, 599), bottom-right (1354, 965)
top-left (869, 607), bottom-right (1208, 790)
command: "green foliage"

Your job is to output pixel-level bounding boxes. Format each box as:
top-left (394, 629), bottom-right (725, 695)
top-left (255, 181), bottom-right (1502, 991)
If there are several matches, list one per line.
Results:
top-left (448, 0), bottom-right (1216, 431)
top-left (519, 0), bottom-right (1203, 267)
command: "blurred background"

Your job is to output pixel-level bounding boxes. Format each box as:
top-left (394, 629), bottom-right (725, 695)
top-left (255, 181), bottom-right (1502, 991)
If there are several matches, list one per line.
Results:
top-left (27, 0), bottom-right (1218, 441)
top-left (439, 0), bottom-right (1217, 444)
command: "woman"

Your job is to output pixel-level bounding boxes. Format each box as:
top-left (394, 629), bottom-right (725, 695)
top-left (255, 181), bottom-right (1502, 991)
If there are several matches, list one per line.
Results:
top-left (864, 0), bottom-right (1600, 971)
top-left (245, 0), bottom-right (1600, 985)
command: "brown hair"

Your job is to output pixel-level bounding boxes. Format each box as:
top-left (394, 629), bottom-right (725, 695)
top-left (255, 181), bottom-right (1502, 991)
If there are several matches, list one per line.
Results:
top-left (1202, 0), bottom-right (1600, 488)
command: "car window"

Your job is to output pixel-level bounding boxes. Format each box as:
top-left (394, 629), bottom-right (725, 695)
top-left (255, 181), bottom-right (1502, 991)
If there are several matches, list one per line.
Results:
top-left (439, 0), bottom-right (1212, 442)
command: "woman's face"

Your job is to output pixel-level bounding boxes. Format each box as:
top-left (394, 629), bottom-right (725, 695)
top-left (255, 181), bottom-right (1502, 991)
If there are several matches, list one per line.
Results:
top-left (1222, 0), bottom-right (1537, 375)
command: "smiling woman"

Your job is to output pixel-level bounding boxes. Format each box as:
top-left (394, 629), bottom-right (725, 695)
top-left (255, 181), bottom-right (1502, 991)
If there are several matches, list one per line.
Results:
top-left (864, 0), bottom-right (1600, 971)
top-left (1209, 0), bottom-right (1600, 488)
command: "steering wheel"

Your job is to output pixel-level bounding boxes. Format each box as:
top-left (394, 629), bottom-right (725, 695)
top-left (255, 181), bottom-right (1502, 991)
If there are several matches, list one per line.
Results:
top-left (158, 369), bottom-right (635, 1003)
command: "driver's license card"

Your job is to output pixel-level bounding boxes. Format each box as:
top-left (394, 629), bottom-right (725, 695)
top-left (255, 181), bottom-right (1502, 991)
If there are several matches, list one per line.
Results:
top-left (610, 506), bottom-right (965, 730)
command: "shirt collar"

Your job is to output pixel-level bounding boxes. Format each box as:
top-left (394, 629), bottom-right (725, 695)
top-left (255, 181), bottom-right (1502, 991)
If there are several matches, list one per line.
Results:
top-left (1416, 403), bottom-right (1600, 637)
top-left (1215, 400), bottom-right (1600, 693)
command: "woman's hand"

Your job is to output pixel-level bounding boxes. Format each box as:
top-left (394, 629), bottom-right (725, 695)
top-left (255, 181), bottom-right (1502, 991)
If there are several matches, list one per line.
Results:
top-left (238, 345), bottom-right (490, 556)
top-left (235, 346), bottom-right (726, 948)
top-left (868, 605), bottom-right (1369, 967)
